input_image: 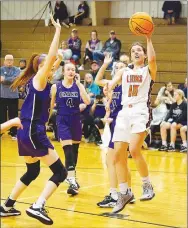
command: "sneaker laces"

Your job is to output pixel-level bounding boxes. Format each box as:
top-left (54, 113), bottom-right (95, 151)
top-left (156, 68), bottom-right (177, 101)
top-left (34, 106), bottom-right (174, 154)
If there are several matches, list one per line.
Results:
top-left (143, 183), bottom-right (152, 195)
top-left (40, 207), bottom-right (49, 216)
top-left (104, 195), bottom-right (112, 201)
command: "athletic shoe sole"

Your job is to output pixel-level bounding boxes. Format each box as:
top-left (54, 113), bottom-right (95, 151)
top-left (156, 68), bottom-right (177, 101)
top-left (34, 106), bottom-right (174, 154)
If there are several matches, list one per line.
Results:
top-left (97, 202), bottom-right (116, 208)
top-left (26, 209), bottom-right (53, 225)
top-left (0, 212), bottom-right (21, 217)
top-left (140, 193), bottom-right (155, 201)
top-left (112, 194), bottom-right (134, 214)
top-left (67, 188), bottom-right (78, 196)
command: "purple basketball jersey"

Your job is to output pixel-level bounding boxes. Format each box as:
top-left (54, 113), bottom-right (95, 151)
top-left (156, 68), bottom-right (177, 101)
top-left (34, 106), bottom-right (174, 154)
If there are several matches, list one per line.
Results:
top-left (20, 79), bottom-right (51, 124)
top-left (110, 85), bottom-right (122, 118)
top-left (18, 79), bottom-right (54, 157)
top-left (56, 81), bottom-right (81, 115)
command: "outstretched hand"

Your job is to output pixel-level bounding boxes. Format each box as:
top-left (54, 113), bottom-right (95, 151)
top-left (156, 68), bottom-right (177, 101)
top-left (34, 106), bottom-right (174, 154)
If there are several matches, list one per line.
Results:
top-left (50, 13), bottom-right (61, 30)
top-left (103, 53), bottom-right (113, 66)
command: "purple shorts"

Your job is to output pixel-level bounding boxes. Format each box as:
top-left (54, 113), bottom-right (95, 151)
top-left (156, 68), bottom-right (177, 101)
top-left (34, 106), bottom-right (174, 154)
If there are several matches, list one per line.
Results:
top-left (108, 118), bottom-right (116, 149)
top-left (17, 120), bottom-right (54, 157)
top-left (56, 114), bottom-right (82, 141)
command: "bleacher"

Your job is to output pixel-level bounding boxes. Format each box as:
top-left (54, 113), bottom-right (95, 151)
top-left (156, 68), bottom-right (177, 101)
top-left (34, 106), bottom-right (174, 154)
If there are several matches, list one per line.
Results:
top-left (1, 19), bottom-right (187, 109)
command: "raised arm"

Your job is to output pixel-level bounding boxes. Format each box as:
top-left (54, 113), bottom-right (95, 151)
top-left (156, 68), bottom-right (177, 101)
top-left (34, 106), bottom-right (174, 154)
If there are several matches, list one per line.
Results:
top-left (33, 14), bottom-right (61, 90)
top-left (146, 35), bottom-right (157, 81)
top-left (52, 53), bottom-right (63, 73)
top-left (95, 53), bottom-right (113, 87)
top-left (108, 68), bottom-right (124, 92)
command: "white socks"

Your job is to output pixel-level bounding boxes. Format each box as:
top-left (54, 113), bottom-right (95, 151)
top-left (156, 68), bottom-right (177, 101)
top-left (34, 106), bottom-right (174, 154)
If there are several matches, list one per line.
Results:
top-left (110, 188), bottom-right (118, 200)
top-left (162, 141), bottom-right (167, 146)
top-left (142, 176), bottom-right (151, 184)
top-left (170, 142), bottom-right (175, 147)
top-left (119, 183), bottom-right (128, 195)
top-left (183, 141), bottom-right (187, 147)
top-left (33, 196), bottom-right (46, 209)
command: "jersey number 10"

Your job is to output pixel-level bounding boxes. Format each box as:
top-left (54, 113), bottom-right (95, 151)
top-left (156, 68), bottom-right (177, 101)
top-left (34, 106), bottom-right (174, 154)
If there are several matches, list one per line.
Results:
top-left (128, 85), bottom-right (139, 97)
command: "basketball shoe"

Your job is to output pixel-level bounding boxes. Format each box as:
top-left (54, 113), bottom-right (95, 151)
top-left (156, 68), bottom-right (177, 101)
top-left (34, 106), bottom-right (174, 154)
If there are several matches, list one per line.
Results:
top-left (26, 205), bottom-right (53, 225)
top-left (140, 183), bottom-right (155, 201)
top-left (0, 205), bottom-right (21, 217)
top-left (97, 194), bottom-right (117, 208)
top-left (112, 191), bottom-right (134, 213)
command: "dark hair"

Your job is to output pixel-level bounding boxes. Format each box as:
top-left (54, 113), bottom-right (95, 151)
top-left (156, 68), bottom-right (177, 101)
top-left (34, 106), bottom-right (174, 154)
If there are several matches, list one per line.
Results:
top-left (11, 53), bottom-right (45, 90)
top-left (163, 82), bottom-right (174, 97)
top-left (91, 30), bottom-right (98, 36)
top-left (19, 59), bottom-right (26, 64)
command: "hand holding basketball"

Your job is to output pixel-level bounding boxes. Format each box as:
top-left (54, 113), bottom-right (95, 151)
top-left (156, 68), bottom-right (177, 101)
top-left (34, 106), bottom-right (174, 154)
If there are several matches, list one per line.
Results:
top-left (129, 12), bottom-right (154, 36)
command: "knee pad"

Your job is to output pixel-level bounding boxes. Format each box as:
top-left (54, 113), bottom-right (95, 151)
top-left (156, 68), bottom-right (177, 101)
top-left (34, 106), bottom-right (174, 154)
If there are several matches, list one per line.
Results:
top-left (63, 145), bottom-right (75, 171)
top-left (20, 161), bottom-right (40, 186)
top-left (49, 159), bottom-right (67, 187)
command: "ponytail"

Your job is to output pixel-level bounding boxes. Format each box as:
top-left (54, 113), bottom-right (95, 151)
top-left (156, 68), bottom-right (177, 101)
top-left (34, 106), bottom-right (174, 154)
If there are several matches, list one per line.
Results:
top-left (11, 53), bottom-right (43, 90)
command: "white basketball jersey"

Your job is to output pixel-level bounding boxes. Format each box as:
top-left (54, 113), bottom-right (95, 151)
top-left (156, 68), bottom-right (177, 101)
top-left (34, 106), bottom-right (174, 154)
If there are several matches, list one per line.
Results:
top-left (121, 65), bottom-right (154, 106)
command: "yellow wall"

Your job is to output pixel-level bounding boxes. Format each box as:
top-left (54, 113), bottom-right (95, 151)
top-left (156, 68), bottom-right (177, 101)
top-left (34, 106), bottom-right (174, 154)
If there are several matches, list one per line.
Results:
top-left (91, 1), bottom-right (111, 26)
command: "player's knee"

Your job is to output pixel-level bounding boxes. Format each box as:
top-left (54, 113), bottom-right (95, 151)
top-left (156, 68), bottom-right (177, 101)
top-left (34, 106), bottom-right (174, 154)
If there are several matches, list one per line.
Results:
top-left (130, 147), bottom-right (140, 159)
top-left (180, 126), bottom-right (186, 133)
top-left (171, 122), bottom-right (177, 129)
top-left (20, 161), bottom-right (40, 186)
top-left (49, 159), bottom-right (67, 187)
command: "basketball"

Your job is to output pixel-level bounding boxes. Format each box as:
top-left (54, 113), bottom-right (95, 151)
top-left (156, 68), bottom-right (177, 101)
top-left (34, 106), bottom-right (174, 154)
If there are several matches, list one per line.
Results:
top-left (129, 12), bottom-right (154, 36)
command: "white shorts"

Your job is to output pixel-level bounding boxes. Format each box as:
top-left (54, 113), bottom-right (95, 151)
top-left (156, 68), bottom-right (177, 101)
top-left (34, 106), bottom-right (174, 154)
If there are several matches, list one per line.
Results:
top-left (112, 103), bottom-right (151, 143)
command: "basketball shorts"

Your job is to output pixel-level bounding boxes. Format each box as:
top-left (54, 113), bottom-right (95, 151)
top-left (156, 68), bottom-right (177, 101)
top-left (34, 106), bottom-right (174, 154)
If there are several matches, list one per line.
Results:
top-left (113, 103), bottom-right (151, 143)
top-left (17, 120), bottom-right (54, 157)
top-left (56, 113), bottom-right (82, 142)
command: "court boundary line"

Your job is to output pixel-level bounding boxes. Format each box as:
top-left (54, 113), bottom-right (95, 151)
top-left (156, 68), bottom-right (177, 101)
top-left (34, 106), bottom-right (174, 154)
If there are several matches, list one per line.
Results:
top-left (0, 198), bottom-right (183, 228)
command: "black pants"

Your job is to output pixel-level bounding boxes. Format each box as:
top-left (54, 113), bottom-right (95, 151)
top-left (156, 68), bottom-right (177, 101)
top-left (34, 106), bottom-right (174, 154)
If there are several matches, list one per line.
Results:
top-left (82, 115), bottom-right (101, 141)
top-left (0, 98), bottom-right (18, 136)
top-left (53, 14), bottom-right (68, 24)
top-left (69, 15), bottom-right (84, 25)
top-left (83, 48), bottom-right (93, 65)
top-left (48, 111), bottom-right (58, 140)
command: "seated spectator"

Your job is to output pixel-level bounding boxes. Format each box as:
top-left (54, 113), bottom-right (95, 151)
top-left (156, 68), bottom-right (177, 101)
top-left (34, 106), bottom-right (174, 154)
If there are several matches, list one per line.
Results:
top-left (0, 54), bottom-right (20, 139)
top-left (93, 30), bottom-right (121, 69)
top-left (78, 30), bottom-right (103, 70)
top-left (18, 59), bottom-right (27, 72)
top-left (159, 89), bottom-right (187, 152)
top-left (180, 125), bottom-right (187, 152)
top-left (145, 91), bottom-right (170, 148)
top-left (178, 78), bottom-right (187, 99)
top-left (53, 1), bottom-right (69, 28)
top-left (68, 1), bottom-right (89, 26)
top-left (90, 60), bottom-right (100, 80)
top-left (67, 29), bottom-right (82, 65)
top-left (155, 82), bottom-right (175, 109)
top-left (84, 73), bottom-right (101, 100)
top-left (162, 1), bottom-right (182, 25)
top-left (58, 40), bottom-right (72, 62)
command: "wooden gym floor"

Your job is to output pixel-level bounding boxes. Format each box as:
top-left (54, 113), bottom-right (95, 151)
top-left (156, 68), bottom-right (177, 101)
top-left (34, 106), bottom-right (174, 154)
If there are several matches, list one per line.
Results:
top-left (1, 133), bottom-right (187, 228)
